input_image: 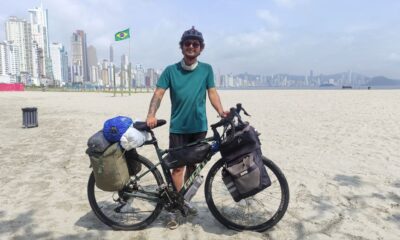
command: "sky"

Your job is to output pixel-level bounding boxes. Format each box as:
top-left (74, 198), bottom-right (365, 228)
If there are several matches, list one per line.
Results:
top-left (1, 0), bottom-right (400, 78)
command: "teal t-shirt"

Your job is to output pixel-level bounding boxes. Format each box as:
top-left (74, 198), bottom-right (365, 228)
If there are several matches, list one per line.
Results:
top-left (156, 61), bottom-right (215, 133)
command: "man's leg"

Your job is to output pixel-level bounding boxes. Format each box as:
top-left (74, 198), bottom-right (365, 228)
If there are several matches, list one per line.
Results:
top-left (171, 166), bottom-right (185, 191)
top-left (169, 132), bottom-right (206, 194)
top-left (181, 132), bottom-right (207, 216)
top-left (167, 133), bottom-right (187, 229)
top-left (184, 132), bottom-right (207, 181)
top-left (169, 133), bottom-right (188, 191)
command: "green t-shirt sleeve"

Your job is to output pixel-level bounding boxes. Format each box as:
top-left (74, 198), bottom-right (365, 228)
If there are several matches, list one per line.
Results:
top-left (156, 67), bottom-right (170, 89)
top-left (206, 65), bottom-right (215, 89)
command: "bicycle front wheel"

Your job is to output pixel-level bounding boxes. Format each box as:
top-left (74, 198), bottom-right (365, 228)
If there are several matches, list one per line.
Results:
top-left (87, 155), bottom-right (164, 230)
top-left (205, 156), bottom-right (289, 232)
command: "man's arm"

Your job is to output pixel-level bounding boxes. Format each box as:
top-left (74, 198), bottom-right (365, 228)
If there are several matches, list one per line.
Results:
top-left (146, 87), bottom-right (166, 128)
top-left (207, 87), bottom-right (227, 117)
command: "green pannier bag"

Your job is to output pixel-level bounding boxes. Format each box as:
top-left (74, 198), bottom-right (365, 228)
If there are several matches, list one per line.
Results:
top-left (89, 142), bottom-right (130, 191)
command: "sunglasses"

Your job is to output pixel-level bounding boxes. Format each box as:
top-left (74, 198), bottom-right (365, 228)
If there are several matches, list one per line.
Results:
top-left (183, 41), bottom-right (200, 48)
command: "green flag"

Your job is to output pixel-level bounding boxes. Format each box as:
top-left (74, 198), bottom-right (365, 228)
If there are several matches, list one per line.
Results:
top-left (115, 29), bottom-right (130, 41)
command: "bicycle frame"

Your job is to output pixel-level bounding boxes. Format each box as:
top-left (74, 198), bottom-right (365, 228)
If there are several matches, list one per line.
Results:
top-left (122, 133), bottom-right (219, 205)
top-left (152, 135), bottom-right (218, 195)
top-left (124, 104), bottom-right (243, 204)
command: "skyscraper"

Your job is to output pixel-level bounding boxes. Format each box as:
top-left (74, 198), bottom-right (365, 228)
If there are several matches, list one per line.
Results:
top-left (0, 42), bottom-right (11, 76)
top-left (135, 64), bottom-right (145, 87)
top-left (71, 30), bottom-right (89, 83)
top-left (61, 49), bottom-right (68, 83)
top-left (121, 54), bottom-right (128, 68)
top-left (100, 59), bottom-right (110, 86)
top-left (50, 42), bottom-right (68, 84)
top-left (147, 68), bottom-right (158, 87)
top-left (87, 45), bottom-right (98, 67)
top-left (0, 41), bottom-right (15, 83)
top-left (28, 5), bottom-right (52, 79)
top-left (109, 45), bottom-right (114, 63)
top-left (5, 16), bottom-right (33, 76)
top-left (0, 43), bottom-right (8, 76)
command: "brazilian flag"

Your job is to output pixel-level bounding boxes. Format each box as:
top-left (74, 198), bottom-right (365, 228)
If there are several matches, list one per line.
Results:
top-left (115, 29), bottom-right (130, 41)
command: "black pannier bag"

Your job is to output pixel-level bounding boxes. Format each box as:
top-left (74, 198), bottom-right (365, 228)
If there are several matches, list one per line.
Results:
top-left (219, 122), bottom-right (261, 162)
top-left (164, 142), bottom-right (211, 169)
top-left (86, 130), bottom-right (111, 154)
top-left (222, 149), bottom-right (271, 202)
top-left (124, 148), bottom-right (142, 175)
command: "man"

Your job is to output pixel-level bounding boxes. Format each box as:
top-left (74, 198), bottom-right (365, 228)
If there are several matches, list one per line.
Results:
top-left (146, 26), bottom-right (226, 228)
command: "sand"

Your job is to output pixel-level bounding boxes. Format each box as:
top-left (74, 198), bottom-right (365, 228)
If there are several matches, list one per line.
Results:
top-left (0, 90), bottom-right (399, 240)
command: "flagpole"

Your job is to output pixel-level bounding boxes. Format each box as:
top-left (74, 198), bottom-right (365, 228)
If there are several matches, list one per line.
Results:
top-left (113, 64), bottom-right (116, 97)
top-left (128, 29), bottom-right (132, 96)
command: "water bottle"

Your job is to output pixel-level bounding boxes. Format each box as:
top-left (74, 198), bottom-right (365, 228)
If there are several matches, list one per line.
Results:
top-left (184, 175), bottom-right (204, 202)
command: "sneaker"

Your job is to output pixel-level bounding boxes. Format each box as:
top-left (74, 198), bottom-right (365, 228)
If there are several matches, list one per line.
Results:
top-left (166, 212), bottom-right (180, 230)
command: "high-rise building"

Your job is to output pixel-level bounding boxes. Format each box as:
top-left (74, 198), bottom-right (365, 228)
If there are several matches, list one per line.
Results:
top-left (100, 59), bottom-right (110, 86)
top-left (5, 16), bottom-right (33, 76)
top-left (0, 41), bottom-right (20, 83)
top-left (61, 50), bottom-right (68, 83)
top-left (87, 45), bottom-right (98, 67)
top-left (90, 65), bottom-right (98, 84)
top-left (135, 64), bottom-right (145, 87)
top-left (50, 42), bottom-right (68, 84)
top-left (0, 42), bottom-right (10, 76)
top-left (121, 54), bottom-right (128, 68)
top-left (120, 54), bottom-right (129, 87)
top-left (71, 30), bottom-right (89, 83)
top-left (146, 68), bottom-right (158, 87)
top-left (31, 41), bottom-right (39, 80)
top-left (71, 32), bottom-right (82, 83)
top-left (29, 5), bottom-right (52, 79)
top-left (109, 45), bottom-right (114, 63)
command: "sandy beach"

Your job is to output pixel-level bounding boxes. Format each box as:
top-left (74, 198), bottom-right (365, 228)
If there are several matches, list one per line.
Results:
top-left (0, 90), bottom-right (399, 240)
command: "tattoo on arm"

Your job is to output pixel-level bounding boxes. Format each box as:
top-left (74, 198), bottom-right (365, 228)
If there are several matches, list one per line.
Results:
top-left (148, 94), bottom-right (161, 117)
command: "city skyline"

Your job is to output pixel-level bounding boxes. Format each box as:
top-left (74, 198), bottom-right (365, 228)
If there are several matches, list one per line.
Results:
top-left (0, 0), bottom-right (400, 80)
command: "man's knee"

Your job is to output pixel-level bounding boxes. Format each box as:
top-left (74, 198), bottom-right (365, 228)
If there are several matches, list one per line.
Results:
top-left (172, 167), bottom-right (185, 175)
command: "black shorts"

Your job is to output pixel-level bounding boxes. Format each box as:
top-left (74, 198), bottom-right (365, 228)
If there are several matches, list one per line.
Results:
top-left (169, 131), bottom-right (207, 172)
top-left (169, 132), bottom-right (207, 149)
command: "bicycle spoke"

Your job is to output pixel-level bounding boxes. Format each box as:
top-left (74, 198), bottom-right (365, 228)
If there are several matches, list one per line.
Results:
top-left (87, 156), bottom-right (164, 230)
top-left (206, 157), bottom-right (289, 231)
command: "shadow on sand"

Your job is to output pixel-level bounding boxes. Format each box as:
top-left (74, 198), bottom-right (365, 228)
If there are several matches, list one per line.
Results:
top-left (288, 173), bottom-right (400, 240)
top-left (76, 203), bottom-right (240, 237)
top-left (0, 210), bottom-right (99, 239)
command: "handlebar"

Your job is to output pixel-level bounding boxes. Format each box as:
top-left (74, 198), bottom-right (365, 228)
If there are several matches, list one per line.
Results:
top-left (210, 103), bottom-right (250, 144)
top-left (210, 103), bottom-right (249, 129)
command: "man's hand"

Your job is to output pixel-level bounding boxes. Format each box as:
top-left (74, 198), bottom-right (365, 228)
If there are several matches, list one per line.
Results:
top-left (146, 116), bottom-right (158, 128)
top-left (219, 111), bottom-right (230, 118)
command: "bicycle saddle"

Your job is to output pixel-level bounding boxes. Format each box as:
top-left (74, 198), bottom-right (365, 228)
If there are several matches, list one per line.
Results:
top-left (133, 120), bottom-right (167, 132)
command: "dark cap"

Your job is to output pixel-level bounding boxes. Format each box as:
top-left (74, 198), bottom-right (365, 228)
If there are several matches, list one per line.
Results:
top-left (180, 26), bottom-right (204, 44)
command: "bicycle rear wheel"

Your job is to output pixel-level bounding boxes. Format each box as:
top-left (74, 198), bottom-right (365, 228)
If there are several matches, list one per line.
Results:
top-left (205, 156), bottom-right (289, 232)
top-left (87, 155), bottom-right (164, 230)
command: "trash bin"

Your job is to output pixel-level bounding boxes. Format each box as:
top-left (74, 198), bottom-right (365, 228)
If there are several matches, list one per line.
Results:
top-left (22, 107), bottom-right (38, 128)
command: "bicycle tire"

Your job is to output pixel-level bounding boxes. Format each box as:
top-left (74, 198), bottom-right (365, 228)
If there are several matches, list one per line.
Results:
top-left (87, 155), bottom-right (164, 230)
top-left (205, 155), bottom-right (289, 232)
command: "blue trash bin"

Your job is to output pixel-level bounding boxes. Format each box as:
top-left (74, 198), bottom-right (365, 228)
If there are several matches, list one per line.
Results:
top-left (22, 107), bottom-right (38, 128)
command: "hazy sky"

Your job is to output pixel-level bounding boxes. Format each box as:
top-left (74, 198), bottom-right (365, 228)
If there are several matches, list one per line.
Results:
top-left (1, 0), bottom-right (400, 78)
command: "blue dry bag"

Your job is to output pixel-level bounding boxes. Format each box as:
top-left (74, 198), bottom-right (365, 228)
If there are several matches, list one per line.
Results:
top-left (103, 116), bottom-right (133, 143)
